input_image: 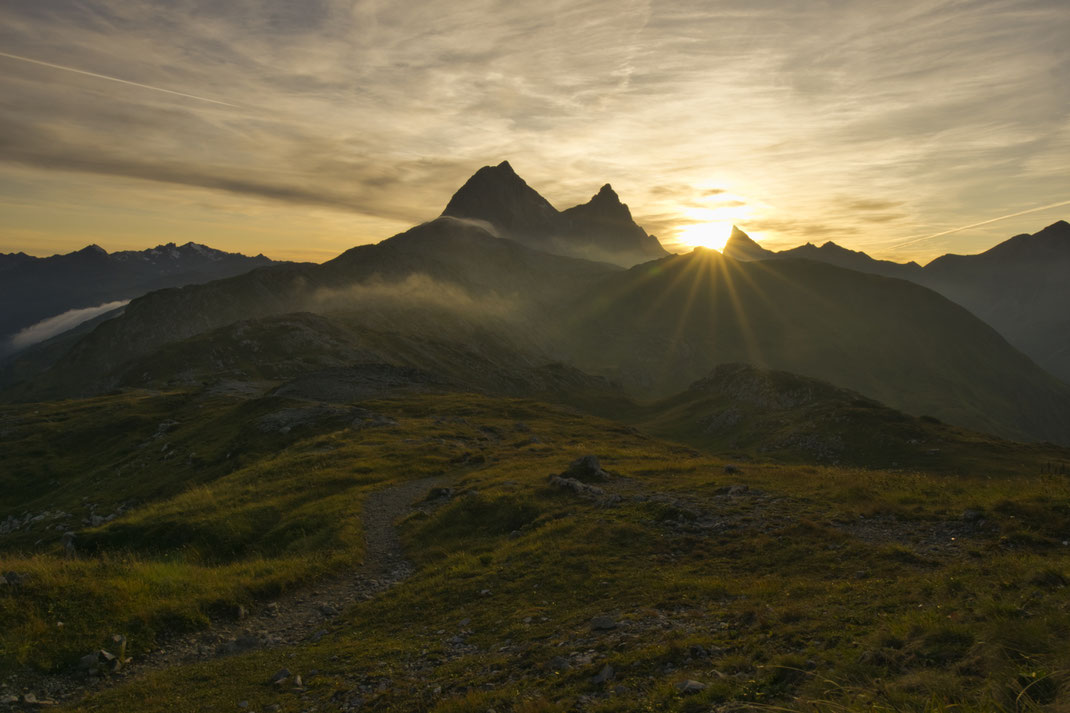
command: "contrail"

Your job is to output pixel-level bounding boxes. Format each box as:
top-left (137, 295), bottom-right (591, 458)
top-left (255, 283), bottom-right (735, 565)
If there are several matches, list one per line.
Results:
top-left (0, 51), bottom-right (239, 108)
top-left (892, 198), bottom-right (1070, 249)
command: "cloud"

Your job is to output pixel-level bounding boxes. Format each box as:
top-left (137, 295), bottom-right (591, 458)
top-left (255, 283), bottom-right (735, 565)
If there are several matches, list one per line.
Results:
top-left (10, 299), bottom-right (128, 350)
top-left (309, 273), bottom-right (518, 321)
top-left (0, 0), bottom-right (1067, 263)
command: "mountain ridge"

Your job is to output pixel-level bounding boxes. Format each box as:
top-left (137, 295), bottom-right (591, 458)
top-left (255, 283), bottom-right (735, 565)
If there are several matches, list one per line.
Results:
top-left (0, 241), bottom-right (278, 356)
top-left (722, 221), bottom-right (1070, 380)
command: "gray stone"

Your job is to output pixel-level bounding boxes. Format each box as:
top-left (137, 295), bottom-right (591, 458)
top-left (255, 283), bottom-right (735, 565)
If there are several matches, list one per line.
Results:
top-left (675, 679), bottom-right (706, 694)
top-left (591, 615), bottom-right (617, 631)
top-left (562, 455), bottom-right (609, 483)
top-left (548, 475), bottom-right (605, 499)
top-left (592, 663), bottom-right (614, 684)
top-left (547, 656), bottom-right (571, 672)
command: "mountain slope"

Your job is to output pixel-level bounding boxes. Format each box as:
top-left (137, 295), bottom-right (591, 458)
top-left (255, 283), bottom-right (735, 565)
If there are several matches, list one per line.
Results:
top-left (4, 218), bottom-right (621, 400)
top-left (0, 242), bottom-right (276, 355)
top-left (919, 220), bottom-right (1070, 381)
top-left (560, 248), bottom-right (1070, 444)
top-left (442, 161), bottom-right (668, 266)
top-left (645, 363), bottom-right (1070, 471)
top-left (723, 221), bottom-right (1070, 381)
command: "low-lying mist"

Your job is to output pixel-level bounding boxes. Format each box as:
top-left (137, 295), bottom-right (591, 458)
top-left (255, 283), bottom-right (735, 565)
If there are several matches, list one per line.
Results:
top-left (8, 300), bottom-right (130, 352)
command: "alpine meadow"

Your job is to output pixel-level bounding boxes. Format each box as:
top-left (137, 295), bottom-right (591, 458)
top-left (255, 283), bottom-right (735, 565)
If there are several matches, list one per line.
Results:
top-left (2, 3), bottom-right (1070, 712)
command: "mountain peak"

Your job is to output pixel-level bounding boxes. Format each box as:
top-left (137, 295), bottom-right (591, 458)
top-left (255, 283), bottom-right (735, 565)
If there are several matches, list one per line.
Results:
top-left (728, 225), bottom-right (753, 244)
top-left (722, 226), bottom-right (774, 261)
top-left (442, 162), bottom-right (559, 239)
top-left (595, 183), bottom-right (619, 200)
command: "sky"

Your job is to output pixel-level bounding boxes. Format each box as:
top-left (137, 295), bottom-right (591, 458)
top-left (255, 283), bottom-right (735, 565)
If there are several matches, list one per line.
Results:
top-left (1, 0), bottom-right (1068, 264)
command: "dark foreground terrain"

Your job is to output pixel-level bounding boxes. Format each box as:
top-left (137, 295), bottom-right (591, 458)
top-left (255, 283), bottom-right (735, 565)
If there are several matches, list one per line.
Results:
top-left (2, 371), bottom-right (1069, 712)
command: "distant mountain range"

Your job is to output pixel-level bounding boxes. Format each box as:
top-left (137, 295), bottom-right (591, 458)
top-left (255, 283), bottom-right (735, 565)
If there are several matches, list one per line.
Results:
top-left (0, 242), bottom-right (277, 356)
top-left (8, 165), bottom-right (1070, 445)
top-left (724, 221), bottom-right (1070, 382)
top-left (4, 164), bottom-right (1070, 446)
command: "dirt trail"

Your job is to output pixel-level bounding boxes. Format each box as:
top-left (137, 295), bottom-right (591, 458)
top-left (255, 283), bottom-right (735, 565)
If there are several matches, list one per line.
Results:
top-left (9, 474), bottom-right (452, 706)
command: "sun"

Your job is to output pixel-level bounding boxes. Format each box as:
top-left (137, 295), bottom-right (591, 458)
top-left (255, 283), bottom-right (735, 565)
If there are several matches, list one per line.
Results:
top-left (674, 221), bottom-right (734, 252)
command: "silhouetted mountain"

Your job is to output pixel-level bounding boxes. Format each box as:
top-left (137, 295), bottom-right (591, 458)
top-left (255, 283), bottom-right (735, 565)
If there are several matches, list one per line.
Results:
top-left (721, 226), bottom-right (775, 261)
top-left (3, 217), bottom-right (619, 400)
top-left (560, 247), bottom-right (1070, 444)
top-left (8, 185), bottom-right (1070, 445)
top-left (723, 221), bottom-right (1070, 382)
top-left (779, 242), bottom-right (921, 279)
top-left (442, 162), bottom-right (668, 266)
top-left (441, 161), bottom-right (560, 240)
top-left (0, 242), bottom-right (277, 356)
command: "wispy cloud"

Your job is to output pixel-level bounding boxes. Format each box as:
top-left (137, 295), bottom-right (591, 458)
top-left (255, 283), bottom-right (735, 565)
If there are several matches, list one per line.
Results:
top-left (0, 51), bottom-right (240, 107)
top-left (0, 1), bottom-right (1067, 262)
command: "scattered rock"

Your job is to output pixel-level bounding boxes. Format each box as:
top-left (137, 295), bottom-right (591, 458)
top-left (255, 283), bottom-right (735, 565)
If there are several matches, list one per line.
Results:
top-left (425, 487), bottom-right (454, 502)
top-left (61, 531), bottom-right (76, 557)
top-left (562, 455), bottom-right (609, 483)
top-left (591, 615), bottom-right (617, 631)
top-left (548, 475), bottom-right (604, 499)
top-left (592, 663), bottom-right (615, 685)
top-left (270, 668), bottom-right (291, 685)
top-left (547, 656), bottom-right (571, 672)
top-left (675, 679), bottom-right (707, 694)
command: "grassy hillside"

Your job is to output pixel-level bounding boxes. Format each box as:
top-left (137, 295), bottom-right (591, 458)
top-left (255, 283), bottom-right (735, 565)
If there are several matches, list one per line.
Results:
top-left (642, 363), bottom-right (1070, 473)
top-left (2, 387), bottom-right (1070, 710)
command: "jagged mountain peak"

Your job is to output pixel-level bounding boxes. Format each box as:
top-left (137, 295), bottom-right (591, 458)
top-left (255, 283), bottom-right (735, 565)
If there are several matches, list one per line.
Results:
top-left (441, 161), bottom-right (559, 239)
top-left (722, 226), bottom-right (774, 261)
top-left (440, 162), bottom-right (667, 266)
top-left (728, 225), bottom-right (754, 243)
top-left (594, 183), bottom-right (619, 201)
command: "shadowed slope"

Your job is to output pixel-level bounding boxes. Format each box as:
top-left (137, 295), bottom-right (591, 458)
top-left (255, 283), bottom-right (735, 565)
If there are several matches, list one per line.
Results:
top-left (645, 363), bottom-right (1070, 470)
top-left (724, 221), bottom-right (1070, 382)
top-left (3, 218), bottom-right (620, 401)
top-left (561, 248), bottom-right (1070, 444)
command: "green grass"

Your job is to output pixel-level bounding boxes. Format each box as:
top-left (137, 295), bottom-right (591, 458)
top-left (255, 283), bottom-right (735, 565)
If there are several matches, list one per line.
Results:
top-left (1, 389), bottom-right (1070, 710)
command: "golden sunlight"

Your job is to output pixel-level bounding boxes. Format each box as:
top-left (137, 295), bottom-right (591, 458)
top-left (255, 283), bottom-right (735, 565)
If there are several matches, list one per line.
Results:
top-left (674, 221), bottom-right (734, 252)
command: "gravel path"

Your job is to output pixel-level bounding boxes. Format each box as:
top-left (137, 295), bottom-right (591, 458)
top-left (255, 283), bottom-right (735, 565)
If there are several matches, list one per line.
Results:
top-left (4, 474), bottom-right (452, 707)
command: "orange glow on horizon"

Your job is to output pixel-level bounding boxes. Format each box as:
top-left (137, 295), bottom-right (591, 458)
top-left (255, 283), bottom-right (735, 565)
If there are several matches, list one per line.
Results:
top-left (673, 221), bottom-right (734, 252)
